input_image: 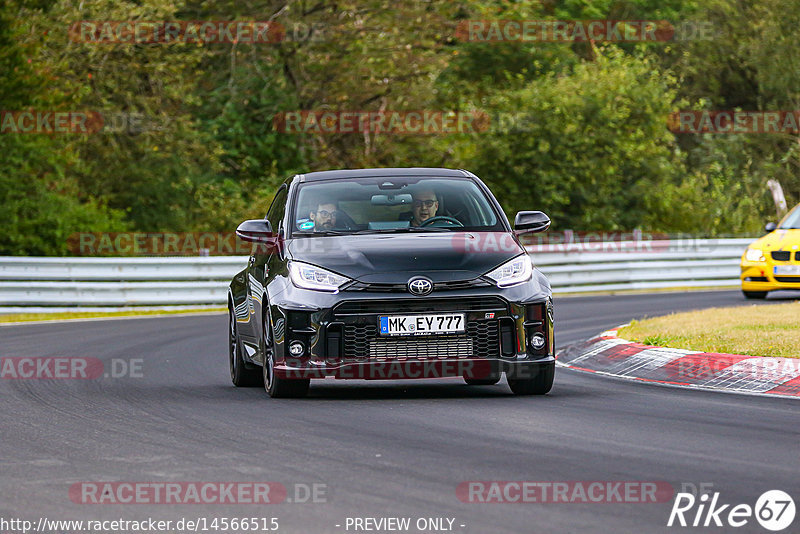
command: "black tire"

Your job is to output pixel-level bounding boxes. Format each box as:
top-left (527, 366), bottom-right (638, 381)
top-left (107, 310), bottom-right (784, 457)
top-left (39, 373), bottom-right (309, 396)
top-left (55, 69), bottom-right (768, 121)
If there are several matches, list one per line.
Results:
top-left (742, 290), bottom-right (768, 300)
top-left (507, 365), bottom-right (554, 396)
top-left (229, 309), bottom-right (262, 387)
top-left (262, 313), bottom-right (310, 398)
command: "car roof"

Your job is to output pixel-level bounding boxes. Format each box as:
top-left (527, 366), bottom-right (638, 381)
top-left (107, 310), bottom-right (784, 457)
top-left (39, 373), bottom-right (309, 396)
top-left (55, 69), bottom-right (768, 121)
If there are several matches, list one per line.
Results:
top-left (297, 167), bottom-right (471, 182)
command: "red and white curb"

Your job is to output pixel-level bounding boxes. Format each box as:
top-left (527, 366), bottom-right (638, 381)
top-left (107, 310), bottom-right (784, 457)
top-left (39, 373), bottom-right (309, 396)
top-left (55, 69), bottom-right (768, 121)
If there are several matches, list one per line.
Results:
top-left (557, 326), bottom-right (800, 398)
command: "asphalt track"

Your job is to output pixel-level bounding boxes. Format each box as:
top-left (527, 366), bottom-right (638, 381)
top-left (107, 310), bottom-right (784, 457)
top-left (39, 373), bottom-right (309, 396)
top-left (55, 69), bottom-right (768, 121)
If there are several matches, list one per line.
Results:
top-left (1, 290), bottom-right (799, 534)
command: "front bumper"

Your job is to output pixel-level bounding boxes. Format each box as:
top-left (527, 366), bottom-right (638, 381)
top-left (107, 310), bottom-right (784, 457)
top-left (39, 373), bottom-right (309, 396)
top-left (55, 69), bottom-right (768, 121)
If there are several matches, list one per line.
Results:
top-left (267, 280), bottom-right (554, 380)
top-left (741, 260), bottom-right (800, 291)
top-left (275, 356), bottom-right (556, 380)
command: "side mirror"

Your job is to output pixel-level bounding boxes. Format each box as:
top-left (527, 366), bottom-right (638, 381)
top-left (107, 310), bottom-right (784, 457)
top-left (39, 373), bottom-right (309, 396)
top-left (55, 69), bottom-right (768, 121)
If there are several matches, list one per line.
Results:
top-left (236, 219), bottom-right (274, 243)
top-left (765, 222), bottom-right (777, 233)
top-left (514, 211), bottom-right (551, 234)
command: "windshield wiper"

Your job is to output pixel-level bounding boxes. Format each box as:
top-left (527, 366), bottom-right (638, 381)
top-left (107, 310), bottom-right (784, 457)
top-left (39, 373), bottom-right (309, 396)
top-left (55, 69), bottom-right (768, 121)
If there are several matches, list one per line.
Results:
top-left (351, 229), bottom-right (406, 234)
top-left (408, 226), bottom-right (449, 232)
top-left (292, 230), bottom-right (350, 236)
top-left (295, 227), bottom-right (454, 236)
top-left (352, 227), bottom-right (449, 234)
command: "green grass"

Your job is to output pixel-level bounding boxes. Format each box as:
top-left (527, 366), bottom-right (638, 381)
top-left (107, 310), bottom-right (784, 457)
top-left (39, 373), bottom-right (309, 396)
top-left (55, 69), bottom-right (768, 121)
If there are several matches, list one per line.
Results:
top-left (618, 301), bottom-right (800, 358)
top-left (0, 308), bottom-right (226, 323)
top-left (555, 285), bottom-right (738, 297)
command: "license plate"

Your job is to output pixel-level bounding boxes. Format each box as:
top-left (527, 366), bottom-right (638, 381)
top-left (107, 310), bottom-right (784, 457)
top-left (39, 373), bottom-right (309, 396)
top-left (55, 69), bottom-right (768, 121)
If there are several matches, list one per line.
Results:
top-left (774, 265), bottom-right (800, 275)
top-left (379, 313), bottom-right (465, 336)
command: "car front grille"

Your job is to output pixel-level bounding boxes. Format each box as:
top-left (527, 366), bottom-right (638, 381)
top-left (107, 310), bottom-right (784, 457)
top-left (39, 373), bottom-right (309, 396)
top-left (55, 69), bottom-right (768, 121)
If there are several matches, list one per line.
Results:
top-left (774, 276), bottom-right (800, 283)
top-left (771, 251), bottom-right (791, 261)
top-left (345, 279), bottom-right (493, 292)
top-left (338, 320), bottom-right (500, 361)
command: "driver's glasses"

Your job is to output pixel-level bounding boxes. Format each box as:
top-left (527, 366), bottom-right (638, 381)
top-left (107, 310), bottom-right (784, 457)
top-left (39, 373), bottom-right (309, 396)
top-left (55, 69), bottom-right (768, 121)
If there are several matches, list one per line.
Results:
top-left (316, 210), bottom-right (334, 218)
top-left (413, 200), bottom-right (436, 208)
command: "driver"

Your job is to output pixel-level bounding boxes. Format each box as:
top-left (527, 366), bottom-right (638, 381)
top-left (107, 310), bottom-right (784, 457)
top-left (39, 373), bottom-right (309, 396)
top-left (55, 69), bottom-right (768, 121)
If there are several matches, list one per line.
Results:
top-left (310, 201), bottom-right (338, 232)
top-left (410, 189), bottom-right (439, 226)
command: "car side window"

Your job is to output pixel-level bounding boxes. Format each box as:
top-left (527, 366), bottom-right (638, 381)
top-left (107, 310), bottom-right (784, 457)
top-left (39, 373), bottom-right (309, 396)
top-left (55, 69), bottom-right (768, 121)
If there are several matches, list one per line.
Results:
top-left (266, 186), bottom-right (288, 232)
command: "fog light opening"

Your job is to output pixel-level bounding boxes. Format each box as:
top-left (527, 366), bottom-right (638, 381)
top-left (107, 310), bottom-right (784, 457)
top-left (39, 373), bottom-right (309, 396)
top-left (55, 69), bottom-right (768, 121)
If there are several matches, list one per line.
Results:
top-left (529, 333), bottom-right (546, 350)
top-left (288, 341), bottom-right (305, 357)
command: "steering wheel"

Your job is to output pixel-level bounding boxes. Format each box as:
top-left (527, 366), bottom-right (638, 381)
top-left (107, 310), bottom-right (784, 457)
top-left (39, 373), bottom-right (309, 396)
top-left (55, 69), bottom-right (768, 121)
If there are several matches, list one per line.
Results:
top-left (333, 210), bottom-right (356, 231)
top-left (333, 220), bottom-right (355, 231)
top-left (420, 216), bottom-right (464, 227)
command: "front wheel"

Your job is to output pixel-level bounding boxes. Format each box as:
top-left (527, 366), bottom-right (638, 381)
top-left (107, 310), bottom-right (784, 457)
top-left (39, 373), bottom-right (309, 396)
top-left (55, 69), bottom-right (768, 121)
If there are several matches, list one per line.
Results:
top-left (262, 314), bottom-right (310, 398)
top-left (742, 290), bottom-right (768, 300)
top-left (507, 365), bottom-right (554, 396)
top-left (229, 309), bottom-right (262, 387)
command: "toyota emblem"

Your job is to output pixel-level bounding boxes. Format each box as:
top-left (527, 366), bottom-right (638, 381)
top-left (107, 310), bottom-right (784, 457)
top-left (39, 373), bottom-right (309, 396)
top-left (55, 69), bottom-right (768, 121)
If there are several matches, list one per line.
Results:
top-left (407, 277), bottom-right (433, 296)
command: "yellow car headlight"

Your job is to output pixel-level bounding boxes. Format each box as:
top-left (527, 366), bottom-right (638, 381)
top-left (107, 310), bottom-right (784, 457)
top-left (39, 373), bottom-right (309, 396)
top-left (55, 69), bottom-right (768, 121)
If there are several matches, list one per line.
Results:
top-left (744, 248), bottom-right (765, 262)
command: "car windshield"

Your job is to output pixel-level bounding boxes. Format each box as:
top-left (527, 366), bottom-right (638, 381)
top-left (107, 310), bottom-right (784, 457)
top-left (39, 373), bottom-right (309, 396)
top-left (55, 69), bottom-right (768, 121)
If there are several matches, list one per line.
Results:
top-left (778, 205), bottom-right (800, 229)
top-left (291, 177), bottom-right (503, 236)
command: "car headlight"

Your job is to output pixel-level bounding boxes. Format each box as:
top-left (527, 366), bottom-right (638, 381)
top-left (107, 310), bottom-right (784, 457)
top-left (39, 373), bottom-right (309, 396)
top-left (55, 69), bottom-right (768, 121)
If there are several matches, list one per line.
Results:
top-left (288, 261), bottom-right (351, 292)
top-left (485, 255), bottom-right (533, 287)
top-left (744, 248), bottom-right (765, 262)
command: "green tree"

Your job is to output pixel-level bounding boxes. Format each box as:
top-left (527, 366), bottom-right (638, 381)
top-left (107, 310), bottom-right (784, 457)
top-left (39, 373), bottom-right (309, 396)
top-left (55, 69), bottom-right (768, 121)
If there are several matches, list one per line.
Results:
top-left (462, 48), bottom-right (687, 230)
top-left (0, 2), bottom-right (127, 255)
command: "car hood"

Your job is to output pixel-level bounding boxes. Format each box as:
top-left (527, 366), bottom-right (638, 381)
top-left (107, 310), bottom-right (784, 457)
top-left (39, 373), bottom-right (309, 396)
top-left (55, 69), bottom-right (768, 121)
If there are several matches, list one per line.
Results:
top-left (749, 229), bottom-right (800, 251)
top-left (286, 232), bottom-right (524, 283)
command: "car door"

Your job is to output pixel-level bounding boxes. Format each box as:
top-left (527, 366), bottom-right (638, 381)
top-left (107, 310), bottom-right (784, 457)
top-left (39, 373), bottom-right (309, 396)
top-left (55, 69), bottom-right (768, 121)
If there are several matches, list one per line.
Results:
top-left (242, 185), bottom-right (288, 347)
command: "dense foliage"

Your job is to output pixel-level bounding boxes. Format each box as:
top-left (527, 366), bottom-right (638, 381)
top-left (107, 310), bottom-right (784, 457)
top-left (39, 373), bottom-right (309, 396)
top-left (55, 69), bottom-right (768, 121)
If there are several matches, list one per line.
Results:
top-left (1, 0), bottom-right (798, 254)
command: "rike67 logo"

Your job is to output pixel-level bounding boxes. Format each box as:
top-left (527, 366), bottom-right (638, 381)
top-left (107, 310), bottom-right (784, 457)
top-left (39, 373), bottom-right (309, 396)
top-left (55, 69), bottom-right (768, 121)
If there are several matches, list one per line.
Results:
top-left (668, 487), bottom-right (795, 531)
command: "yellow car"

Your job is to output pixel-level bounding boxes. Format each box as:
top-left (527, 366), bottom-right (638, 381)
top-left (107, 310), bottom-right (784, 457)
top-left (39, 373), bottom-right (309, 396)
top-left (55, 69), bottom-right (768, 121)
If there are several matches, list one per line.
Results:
top-left (741, 203), bottom-right (800, 299)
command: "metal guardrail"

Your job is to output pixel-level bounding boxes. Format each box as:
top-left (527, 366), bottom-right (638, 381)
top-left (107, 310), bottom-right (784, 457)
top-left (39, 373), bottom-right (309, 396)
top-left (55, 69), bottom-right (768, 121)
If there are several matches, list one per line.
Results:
top-left (532, 238), bottom-right (751, 293)
top-left (0, 238), bottom-right (750, 308)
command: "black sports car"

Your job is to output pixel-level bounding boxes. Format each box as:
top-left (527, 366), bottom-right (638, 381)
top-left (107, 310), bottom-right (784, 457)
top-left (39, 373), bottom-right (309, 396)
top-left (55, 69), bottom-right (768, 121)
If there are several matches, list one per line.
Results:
top-left (228, 168), bottom-right (555, 397)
